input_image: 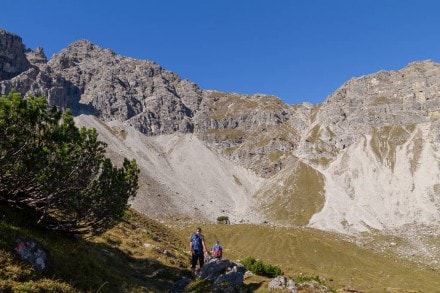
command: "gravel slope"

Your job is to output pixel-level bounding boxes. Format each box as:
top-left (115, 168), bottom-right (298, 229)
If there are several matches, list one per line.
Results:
top-left (75, 114), bottom-right (265, 224)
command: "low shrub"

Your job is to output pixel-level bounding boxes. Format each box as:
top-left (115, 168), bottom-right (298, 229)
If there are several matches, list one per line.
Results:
top-left (240, 257), bottom-right (283, 278)
top-left (216, 216), bottom-right (230, 224)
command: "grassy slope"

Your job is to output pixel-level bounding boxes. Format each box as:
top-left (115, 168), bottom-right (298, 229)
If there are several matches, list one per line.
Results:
top-left (2, 205), bottom-right (439, 292)
top-left (0, 207), bottom-right (190, 292)
top-left (175, 223), bottom-right (440, 292)
top-left (255, 160), bottom-right (325, 226)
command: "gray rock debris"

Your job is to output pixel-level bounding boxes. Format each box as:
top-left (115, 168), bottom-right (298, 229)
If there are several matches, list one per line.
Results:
top-left (268, 275), bottom-right (297, 292)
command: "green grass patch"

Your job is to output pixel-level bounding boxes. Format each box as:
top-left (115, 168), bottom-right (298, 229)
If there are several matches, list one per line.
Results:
top-left (309, 156), bottom-right (332, 167)
top-left (205, 92), bottom-right (286, 120)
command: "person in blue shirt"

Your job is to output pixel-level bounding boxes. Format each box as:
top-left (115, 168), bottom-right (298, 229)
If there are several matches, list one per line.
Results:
top-left (189, 227), bottom-right (208, 275)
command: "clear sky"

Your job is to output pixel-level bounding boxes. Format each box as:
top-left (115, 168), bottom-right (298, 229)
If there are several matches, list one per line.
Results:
top-left (2, 1), bottom-right (440, 105)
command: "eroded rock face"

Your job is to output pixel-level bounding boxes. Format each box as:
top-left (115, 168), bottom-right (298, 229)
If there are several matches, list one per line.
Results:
top-left (47, 39), bottom-right (202, 135)
top-left (25, 47), bottom-right (47, 68)
top-left (300, 60), bottom-right (440, 164)
top-left (0, 29), bottom-right (30, 80)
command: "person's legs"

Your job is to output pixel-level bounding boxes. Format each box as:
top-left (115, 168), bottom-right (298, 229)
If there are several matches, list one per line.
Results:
top-left (198, 251), bottom-right (205, 268)
top-left (191, 253), bottom-right (198, 274)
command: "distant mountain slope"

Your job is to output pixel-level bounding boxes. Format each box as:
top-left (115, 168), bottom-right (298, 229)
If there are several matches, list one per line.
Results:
top-left (1, 29), bottom-right (439, 243)
top-left (310, 122), bottom-right (440, 233)
top-left (74, 115), bottom-right (264, 223)
top-left (296, 61), bottom-right (440, 233)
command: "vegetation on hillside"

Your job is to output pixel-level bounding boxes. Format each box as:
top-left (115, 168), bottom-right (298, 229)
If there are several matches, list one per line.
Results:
top-left (240, 257), bottom-right (283, 278)
top-left (0, 207), bottom-right (190, 292)
top-left (0, 91), bottom-right (138, 235)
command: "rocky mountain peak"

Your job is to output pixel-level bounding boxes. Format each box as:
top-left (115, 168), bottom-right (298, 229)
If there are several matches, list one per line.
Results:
top-left (25, 47), bottom-right (47, 68)
top-left (43, 39), bottom-right (205, 135)
top-left (48, 39), bottom-right (116, 70)
top-left (0, 29), bottom-right (31, 80)
top-left (68, 39), bottom-right (95, 48)
top-left (60, 39), bottom-right (105, 55)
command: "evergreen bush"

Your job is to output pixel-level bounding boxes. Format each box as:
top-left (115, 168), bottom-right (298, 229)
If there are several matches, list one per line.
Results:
top-left (240, 257), bottom-right (283, 278)
top-left (0, 91), bottom-right (139, 235)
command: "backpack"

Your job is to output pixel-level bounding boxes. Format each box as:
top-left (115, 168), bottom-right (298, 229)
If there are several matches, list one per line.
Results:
top-left (212, 245), bottom-right (222, 258)
top-left (191, 234), bottom-right (202, 251)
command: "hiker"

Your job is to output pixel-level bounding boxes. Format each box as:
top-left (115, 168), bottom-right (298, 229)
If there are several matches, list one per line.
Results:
top-left (211, 240), bottom-right (223, 259)
top-left (189, 227), bottom-right (208, 275)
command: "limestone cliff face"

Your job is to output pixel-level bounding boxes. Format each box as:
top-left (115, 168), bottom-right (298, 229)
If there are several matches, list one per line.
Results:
top-left (301, 60), bottom-right (440, 233)
top-left (193, 91), bottom-right (307, 177)
top-left (47, 40), bottom-right (203, 135)
top-left (1, 29), bottom-right (439, 235)
top-left (299, 60), bottom-right (440, 165)
top-left (0, 30), bottom-right (31, 80)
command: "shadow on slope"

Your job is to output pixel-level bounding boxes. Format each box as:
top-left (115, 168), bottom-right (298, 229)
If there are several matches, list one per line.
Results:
top-left (0, 207), bottom-right (190, 292)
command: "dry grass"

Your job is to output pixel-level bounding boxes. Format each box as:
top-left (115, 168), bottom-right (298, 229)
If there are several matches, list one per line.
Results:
top-left (0, 208), bottom-right (190, 292)
top-left (3, 205), bottom-right (439, 292)
top-left (173, 223), bottom-right (440, 292)
top-left (255, 161), bottom-right (325, 226)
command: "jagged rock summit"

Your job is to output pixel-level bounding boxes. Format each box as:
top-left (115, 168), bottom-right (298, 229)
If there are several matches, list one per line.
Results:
top-left (0, 29), bottom-right (31, 79)
top-left (47, 38), bottom-right (202, 134)
top-left (1, 29), bottom-right (439, 244)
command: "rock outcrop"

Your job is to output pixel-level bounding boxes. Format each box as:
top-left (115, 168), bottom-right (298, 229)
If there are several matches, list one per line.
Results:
top-left (268, 276), bottom-right (297, 292)
top-left (0, 30), bottom-right (31, 80)
top-left (171, 258), bottom-right (246, 292)
top-left (299, 60), bottom-right (440, 164)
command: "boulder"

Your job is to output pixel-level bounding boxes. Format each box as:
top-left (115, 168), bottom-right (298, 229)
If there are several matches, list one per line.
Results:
top-left (268, 275), bottom-right (297, 292)
top-left (14, 237), bottom-right (49, 273)
top-left (198, 258), bottom-right (246, 292)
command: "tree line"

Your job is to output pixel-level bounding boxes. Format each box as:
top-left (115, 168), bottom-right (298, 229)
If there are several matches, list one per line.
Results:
top-left (0, 91), bottom-right (139, 235)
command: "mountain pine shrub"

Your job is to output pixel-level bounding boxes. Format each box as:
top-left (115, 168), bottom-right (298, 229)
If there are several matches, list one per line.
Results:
top-left (0, 91), bottom-right (139, 235)
top-left (240, 256), bottom-right (283, 278)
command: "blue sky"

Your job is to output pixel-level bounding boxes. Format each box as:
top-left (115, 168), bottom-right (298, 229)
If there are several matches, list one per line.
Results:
top-left (2, 1), bottom-right (440, 105)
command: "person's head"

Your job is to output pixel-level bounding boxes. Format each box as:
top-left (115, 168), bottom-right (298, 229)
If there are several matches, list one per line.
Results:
top-left (215, 240), bottom-right (219, 245)
top-left (195, 227), bottom-right (202, 233)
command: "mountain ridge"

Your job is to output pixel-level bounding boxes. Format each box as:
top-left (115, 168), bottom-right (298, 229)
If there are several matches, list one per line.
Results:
top-left (0, 29), bottom-right (439, 247)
